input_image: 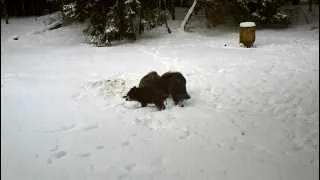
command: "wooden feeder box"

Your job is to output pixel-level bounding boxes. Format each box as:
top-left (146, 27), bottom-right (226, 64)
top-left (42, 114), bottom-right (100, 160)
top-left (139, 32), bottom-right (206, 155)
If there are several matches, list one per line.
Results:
top-left (239, 22), bottom-right (256, 48)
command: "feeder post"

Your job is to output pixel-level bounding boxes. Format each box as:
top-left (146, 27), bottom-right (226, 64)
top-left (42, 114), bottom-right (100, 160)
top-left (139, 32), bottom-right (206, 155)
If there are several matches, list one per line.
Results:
top-left (239, 22), bottom-right (256, 48)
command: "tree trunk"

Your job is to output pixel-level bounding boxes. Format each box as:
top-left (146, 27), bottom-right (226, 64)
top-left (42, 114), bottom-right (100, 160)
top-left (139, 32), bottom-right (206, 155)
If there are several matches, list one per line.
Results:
top-left (308, 0), bottom-right (312, 12)
top-left (180, 0), bottom-right (197, 31)
top-left (135, 7), bottom-right (141, 38)
top-left (205, 6), bottom-right (209, 28)
top-left (169, 0), bottom-right (175, 20)
top-left (300, 5), bottom-right (311, 24)
top-left (3, 0), bottom-right (9, 24)
top-left (310, 0), bottom-right (318, 29)
top-left (164, 14), bottom-right (172, 33)
top-left (118, 0), bottom-right (125, 40)
top-left (32, 0), bottom-right (36, 15)
top-left (21, 0), bottom-right (25, 16)
top-left (161, 0), bottom-right (172, 34)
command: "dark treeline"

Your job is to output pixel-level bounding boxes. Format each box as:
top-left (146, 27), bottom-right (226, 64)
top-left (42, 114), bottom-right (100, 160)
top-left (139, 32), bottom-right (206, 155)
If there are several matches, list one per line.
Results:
top-left (0, 0), bottom-right (190, 17)
top-left (1, 0), bottom-right (60, 17)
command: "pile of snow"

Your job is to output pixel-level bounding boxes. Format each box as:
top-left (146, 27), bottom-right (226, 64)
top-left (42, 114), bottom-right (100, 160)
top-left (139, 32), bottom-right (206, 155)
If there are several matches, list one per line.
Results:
top-left (36, 11), bottom-right (64, 26)
top-left (240, 22), bottom-right (256, 27)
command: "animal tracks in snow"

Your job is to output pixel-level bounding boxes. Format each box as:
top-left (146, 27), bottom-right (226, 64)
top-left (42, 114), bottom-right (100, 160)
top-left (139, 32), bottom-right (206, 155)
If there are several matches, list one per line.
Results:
top-left (50, 144), bottom-right (60, 152)
top-left (82, 124), bottom-right (99, 131)
top-left (96, 145), bottom-right (104, 150)
top-left (46, 143), bottom-right (105, 164)
top-left (80, 153), bottom-right (91, 158)
top-left (73, 74), bottom-right (140, 109)
top-left (75, 79), bottom-right (128, 100)
top-left (53, 151), bottom-right (67, 159)
top-left (47, 151), bottom-right (68, 164)
top-left (42, 122), bottom-right (99, 134)
top-left (42, 124), bottom-right (76, 133)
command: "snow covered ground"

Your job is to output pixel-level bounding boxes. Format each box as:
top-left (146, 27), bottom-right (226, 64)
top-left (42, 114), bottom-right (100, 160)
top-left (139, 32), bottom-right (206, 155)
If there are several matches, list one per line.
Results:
top-left (1, 7), bottom-right (319, 180)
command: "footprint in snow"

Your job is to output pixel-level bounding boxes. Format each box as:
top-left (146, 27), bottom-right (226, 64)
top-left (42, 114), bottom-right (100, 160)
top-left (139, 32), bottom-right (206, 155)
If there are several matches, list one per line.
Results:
top-left (44, 124), bottom-right (76, 133)
top-left (53, 151), bottom-right (67, 159)
top-left (47, 159), bottom-right (53, 164)
top-left (60, 124), bottom-right (76, 131)
top-left (80, 153), bottom-right (91, 158)
top-left (96, 145), bottom-right (104, 150)
top-left (121, 141), bottom-right (130, 147)
top-left (83, 124), bottom-right (99, 131)
top-left (125, 164), bottom-right (136, 172)
top-left (47, 150), bottom-right (67, 164)
top-left (50, 145), bottom-right (60, 152)
top-left (178, 129), bottom-right (191, 140)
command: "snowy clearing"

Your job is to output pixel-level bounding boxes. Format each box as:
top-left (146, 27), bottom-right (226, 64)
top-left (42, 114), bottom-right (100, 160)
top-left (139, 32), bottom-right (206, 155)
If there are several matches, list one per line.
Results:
top-left (1, 7), bottom-right (319, 180)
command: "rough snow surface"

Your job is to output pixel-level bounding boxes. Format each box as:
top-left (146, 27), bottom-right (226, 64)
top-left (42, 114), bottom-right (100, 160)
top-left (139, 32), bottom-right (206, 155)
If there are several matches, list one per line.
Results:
top-left (240, 22), bottom-right (256, 27)
top-left (1, 8), bottom-right (319, 180)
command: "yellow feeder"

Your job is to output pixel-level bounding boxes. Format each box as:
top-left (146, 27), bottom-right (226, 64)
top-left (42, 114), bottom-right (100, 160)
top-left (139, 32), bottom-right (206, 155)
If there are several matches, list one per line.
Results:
top-left (239, 22), bottom-right (256, 48)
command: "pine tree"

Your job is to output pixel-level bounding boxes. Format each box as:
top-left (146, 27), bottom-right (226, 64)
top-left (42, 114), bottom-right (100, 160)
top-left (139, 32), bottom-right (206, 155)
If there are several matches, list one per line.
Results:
top-left (234, 0), bottom-right (289, 28)
top-left (62, 0), bottom-right (171, 46)
top-left (181, 0), bottom-right (290, 29)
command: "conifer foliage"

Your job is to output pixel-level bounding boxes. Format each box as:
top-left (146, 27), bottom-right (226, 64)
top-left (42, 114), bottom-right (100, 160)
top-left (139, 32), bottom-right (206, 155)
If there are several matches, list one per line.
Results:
top-left (234, 0), bottom-right (289, 27)
top-left (192, 0), bottom-right (290, 28)
top-left (62, 0), bottom-right (171, 46)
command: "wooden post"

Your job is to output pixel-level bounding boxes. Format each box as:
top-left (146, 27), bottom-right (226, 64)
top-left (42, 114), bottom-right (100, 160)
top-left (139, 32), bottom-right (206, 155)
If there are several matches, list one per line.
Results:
top-left (239, 22), bottom-right (256, 48)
